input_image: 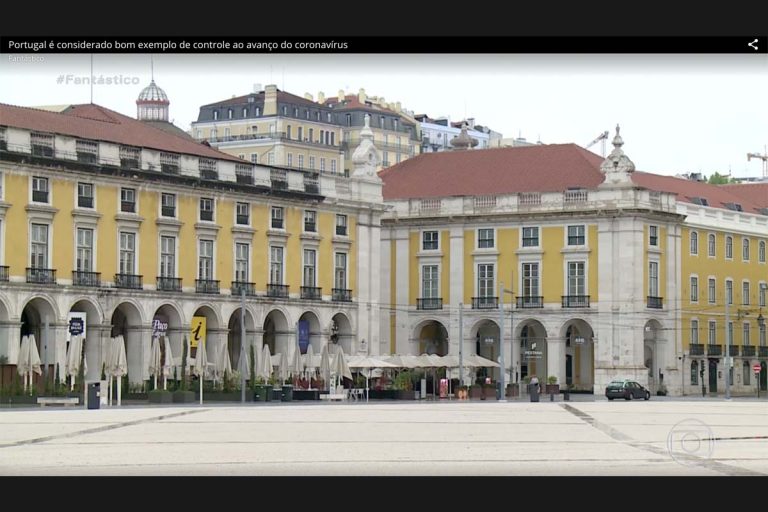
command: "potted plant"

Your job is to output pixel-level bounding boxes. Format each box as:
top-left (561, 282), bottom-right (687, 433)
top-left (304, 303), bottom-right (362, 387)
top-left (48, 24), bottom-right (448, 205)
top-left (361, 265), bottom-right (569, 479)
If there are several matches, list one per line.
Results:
top-left (506, 383), bottom-right (519, 398)
top-left (252, 376), bottom-right (269, 401)
top-left (149, 388), bottom-right (173, 403)
top-left (393, 371), bottom-right (416, 400)
top-left (546, 375), bottom-right (559, 395)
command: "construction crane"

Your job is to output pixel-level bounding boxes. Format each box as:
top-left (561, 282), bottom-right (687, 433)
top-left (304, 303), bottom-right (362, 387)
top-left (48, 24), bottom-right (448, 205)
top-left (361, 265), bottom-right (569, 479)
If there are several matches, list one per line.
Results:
top-left (586, 131), bottom-right (609, 157)
top-left (747, 145), bottom-right (767, 179)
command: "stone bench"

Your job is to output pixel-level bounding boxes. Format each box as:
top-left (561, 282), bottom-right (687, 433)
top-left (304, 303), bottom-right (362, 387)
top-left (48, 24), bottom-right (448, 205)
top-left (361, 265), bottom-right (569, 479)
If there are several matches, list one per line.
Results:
top-left (37, 397), bottom-right (79, 407)
top-left (319, 393), bottom-right (346, 401)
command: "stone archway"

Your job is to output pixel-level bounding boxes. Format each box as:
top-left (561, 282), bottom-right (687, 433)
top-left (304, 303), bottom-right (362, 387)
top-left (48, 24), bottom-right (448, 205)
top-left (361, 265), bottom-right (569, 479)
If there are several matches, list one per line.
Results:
top-left (20, 297), bottom-right (58, 387)
top-left (192, 305), bottom-right (221, 368)
top-left (330, 312), bottom-right (353, 354)
top-left (644, 319), bottom-right (663, 393)
top-left (471, 319), bottom-right (500, 381)
top-left (227, 307), bottom-right (255, 372)
top-left (560, 319), bottom-right (595, 392)
top-left (263, 309), bottom-right (290, 356)
top-left (152, 304), bottom-right (184, 379)
top-left (69, 298), bottom-right (103, 381)
top-left (110, 302), bottom-right (144, 386)
top-left (517, 320), bottom-right (548, 382)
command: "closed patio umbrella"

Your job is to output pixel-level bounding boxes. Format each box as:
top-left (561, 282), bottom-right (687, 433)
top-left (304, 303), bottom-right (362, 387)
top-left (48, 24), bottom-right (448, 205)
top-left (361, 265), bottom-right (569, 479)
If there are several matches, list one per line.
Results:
top-left (17, 336), bottom-right (32, 394)
top-left (148, 336), bottom-right (162, 390)
top-left (193, 340), bottom-right (209, 405)
top-left (290, 344), bottom-right (302, 384)
top-left (110, 335), bottom-right (128, 406)
top-left (65, 334), bottom-right (85, 391)
top-left (257, 344), bottom-right (272, 383)
top-left (161, 337), bottom-right (174, 390)
top-left (319, 344), bottom-right (331, 392)
top-left (218, 341), bottom-right (232, 383)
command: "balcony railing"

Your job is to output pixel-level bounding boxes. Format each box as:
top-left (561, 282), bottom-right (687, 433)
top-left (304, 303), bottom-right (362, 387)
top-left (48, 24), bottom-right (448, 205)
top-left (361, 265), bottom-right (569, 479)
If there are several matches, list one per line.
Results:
top-left (267, 283), bottom-right (289, 298)
top-left (517, 296), bottom-right (544, 309)
top-left (157, 276), bottom-right (182, 292)
top-left (26, 268), bottom-right (56, 284)
top-left (32, 190), bottom-right (48, 203)
top-left (689, 344), bottom-right (704, 356)
top-left (114, 273), bottom-right (142, 289)
top-left (560, 295), bottom-right (590, 308)
top-left (728, 345), bottom-right (740, 357)
top-left (200, 169), bottom-right (218, 180)
top-left (332, 288), bottom-right (352, 302)
top-left (236, 215), bottom-right (249, 225)
top-left (647, 296), bottom-right (663, 309)
top-left (301, 286), bottom-right (322, 300)
top-left (161, 207), bottom-right (176, 217)
top-left (121, 200), bottom-right (135, 213)
top-left (760, 346), bottom-right (768, 358)
top-left (707, 344), bottom-right (723, 356)
top-left (200, 210), bottom-right (214, 222)
top-left (417, 298), bottom-right (443, 310)
top-left (742, 346), bottom-right (756, 357)
top-left (231, 281), bottom-right (256, 297)
top-left (77, 196), bottom-right (94, 208)
top-left (472, 296), bottom-right (498, 309)
top-left (304, 222), bottom-right (316, 233)
top-left (0, 266), bottom-right (8, 282)
top-left (196, 279), bottom-right (220, 294)
top-left (335, 225), bottom-right (347, 236)
top-left (73, 271), bottom-right (101, 287)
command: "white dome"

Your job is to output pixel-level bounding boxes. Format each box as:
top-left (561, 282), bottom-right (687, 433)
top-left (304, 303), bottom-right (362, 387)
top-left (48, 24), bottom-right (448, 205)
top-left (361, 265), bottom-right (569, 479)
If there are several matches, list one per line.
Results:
top-left (137, 80), bottom-right (169, 103)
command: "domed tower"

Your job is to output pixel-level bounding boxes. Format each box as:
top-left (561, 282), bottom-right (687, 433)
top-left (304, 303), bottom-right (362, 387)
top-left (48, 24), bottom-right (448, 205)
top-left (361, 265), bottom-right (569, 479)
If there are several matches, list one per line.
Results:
top-left (136, 79), bottom-right (169, 122)
top-left (450, 123), bottom-right (479, 150)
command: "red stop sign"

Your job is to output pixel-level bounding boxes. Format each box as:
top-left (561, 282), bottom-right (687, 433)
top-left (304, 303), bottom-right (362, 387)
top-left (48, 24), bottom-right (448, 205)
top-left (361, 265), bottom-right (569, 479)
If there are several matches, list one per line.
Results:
top-left (754, 364), bottom-right (762, 374)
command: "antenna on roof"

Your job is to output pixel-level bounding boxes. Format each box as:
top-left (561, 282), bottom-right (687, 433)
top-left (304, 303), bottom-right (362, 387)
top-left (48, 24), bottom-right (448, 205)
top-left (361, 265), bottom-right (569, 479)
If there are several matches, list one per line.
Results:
top-left (89, 54), bottom-right (94, 104)
top-left (151, 55), bottom-right (154, 81)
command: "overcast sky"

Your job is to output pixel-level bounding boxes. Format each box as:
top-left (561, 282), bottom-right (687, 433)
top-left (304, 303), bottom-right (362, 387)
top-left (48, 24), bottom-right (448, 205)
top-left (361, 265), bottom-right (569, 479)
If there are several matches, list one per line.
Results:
top-left (2, 53), bottom-right (767, 178)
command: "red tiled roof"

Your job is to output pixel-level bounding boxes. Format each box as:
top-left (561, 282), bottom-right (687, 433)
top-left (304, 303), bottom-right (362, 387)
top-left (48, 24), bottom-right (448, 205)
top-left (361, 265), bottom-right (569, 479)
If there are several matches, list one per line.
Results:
top-left (0, 103), bottom-right (244, 163)
top-left (201, 89), bottom-right (321, 109)
top-left (380, 144), bottom-right (605, 200)
top-left (721, 182), bottom-right (768, 208)
top-left (632, 173), bottom-right (765, 214)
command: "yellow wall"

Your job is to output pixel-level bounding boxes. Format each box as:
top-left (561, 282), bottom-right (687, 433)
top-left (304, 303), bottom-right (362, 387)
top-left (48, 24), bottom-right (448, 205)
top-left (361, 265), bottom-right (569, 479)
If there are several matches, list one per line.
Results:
top-left (217, 201), bottom-right (234, 286)
top-left (463, 230), bottom-right (475, 304)
top-left (542, 226), bottom-right (564, 303)
top-left (5, 175), bottom-right (29, 274)
top-left (441, 230), bottom-right (450, 305)
top-left (497, 228), bottom-right (517, 304)
top-left (390, 239), bottom-right (396, 354)
top-left (97, 184), bottom-right (117, 278)
top-left (137, 189), bottom-right (157, 280)
top-left (588, 225), bottom-right (599, 301)
top-left (408, 231), bottom-right (418, 305)
top-left (178, 194), bottom-right (198, 285)
top-left (348, 215), bottom-right (357, 296)
top-left (51, 181), bottom-right (74, 274)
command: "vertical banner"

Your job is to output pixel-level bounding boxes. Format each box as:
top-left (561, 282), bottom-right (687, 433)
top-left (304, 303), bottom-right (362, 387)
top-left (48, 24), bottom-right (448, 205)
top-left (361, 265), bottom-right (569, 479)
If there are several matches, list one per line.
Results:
top-left (191, 316), bottom-right (206, 349)
top-left (298, 320), bottom-right (309, 354)
top-left (67, 312), bottom-right (87, 342)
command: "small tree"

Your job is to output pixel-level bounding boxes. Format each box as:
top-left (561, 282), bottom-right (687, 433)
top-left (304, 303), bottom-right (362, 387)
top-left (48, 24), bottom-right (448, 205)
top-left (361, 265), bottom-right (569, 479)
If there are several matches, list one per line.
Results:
top-left (179, 337), bottom-right (188, 391)
top-left (547, 375), bottom-right (558, 385)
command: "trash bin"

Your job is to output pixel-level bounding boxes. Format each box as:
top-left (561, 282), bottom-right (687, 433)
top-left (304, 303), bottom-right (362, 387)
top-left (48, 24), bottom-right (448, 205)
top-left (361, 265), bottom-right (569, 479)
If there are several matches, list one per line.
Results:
top-left (87, 382), bottom-right (100, 410)
top-left (529, 383), bottom-right (540, 402)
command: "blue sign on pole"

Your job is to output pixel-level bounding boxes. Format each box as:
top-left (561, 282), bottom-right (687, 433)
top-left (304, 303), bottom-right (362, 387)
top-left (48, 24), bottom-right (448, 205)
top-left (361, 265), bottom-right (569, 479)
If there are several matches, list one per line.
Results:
top-left (298, 320), bottom-right (310, 354)
top-left (69, 317), bottom-right (84, 336)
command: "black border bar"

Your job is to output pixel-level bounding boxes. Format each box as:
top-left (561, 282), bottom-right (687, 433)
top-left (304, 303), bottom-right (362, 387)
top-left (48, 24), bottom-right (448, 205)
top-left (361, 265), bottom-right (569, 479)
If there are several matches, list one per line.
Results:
top-left (1, 36), bottom-right (766, 54)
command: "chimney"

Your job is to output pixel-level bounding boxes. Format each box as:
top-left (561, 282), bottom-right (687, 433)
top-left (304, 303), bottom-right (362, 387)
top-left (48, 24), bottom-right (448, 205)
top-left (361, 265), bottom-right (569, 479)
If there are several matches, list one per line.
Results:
top-left (263, 84), bottom-right (278, 116)
top-left (396, 102), bottom-right (401, 113)
top-left (318, 91), bottom-right (325, 103)
top-left (467, 117), bottom-right (475, 129)
top-left (338, 89), bottom-right (345, 102)
top-left (304, 93), bottom-right (313, 101)
top-left (358, 88), bottom-right (367, 103)
top-left (253, 83), bottom-right (262, 94)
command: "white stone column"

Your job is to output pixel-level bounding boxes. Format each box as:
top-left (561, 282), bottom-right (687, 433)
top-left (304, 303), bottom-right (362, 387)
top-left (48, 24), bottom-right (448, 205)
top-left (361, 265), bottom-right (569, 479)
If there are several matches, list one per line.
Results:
top-left (379, 230), bottom-right (392, 355)
top-left (449, 226), bottom-right (465, 359)
top-left (547, 338), bottom-right (566, 387)
top-left (355, 209), bottom-right (381, 356)
top-left (85, 324), bottom-right (110, 381)
top-left (394, 228), bottom-right (410, 354)
top-left (0, 320), bottom-right (21, 365)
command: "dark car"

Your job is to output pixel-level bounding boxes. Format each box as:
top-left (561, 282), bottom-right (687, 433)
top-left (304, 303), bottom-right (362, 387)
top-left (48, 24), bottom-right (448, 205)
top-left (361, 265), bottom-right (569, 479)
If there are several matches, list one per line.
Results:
top-left (605, 380), bottom-right (651, 400)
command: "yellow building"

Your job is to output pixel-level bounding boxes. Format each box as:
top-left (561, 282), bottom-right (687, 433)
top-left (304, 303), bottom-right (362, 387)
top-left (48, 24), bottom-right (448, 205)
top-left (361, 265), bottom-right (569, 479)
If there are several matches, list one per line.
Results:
top-left (192, 84), bottom-right (345, 175)
top-left (0, 88), bottom-right (384, 387)
top-left (379, 128), bottom-right (768, 396)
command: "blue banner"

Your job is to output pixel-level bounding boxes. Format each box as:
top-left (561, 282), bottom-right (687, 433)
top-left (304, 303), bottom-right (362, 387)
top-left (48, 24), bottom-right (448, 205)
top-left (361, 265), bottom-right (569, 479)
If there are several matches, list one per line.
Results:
top-left (298, 320), bottom-right (310, 354)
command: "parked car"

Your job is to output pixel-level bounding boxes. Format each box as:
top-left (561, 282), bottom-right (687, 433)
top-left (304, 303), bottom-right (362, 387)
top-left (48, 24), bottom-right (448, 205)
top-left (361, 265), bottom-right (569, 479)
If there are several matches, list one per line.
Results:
top-left (605, 379), bottom-right (651, 400)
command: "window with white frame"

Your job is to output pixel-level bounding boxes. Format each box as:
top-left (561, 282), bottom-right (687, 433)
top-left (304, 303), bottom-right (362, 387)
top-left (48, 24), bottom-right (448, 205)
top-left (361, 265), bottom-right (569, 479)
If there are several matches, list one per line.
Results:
top-left (235, 243), bottom-right (249, 283)
top-left (161, 193), bottom-right (175, 217)
top-left (649, 225), bottom-right (658, 246)
top-left (287, 153), bottom-right (293, 167)
top-left (160, 236), bottom-right (175, 277)
top-left (567, 261), bottom-right (585, 296)
top-left (331, 160), bottom-right (337, 173)
top-left (120, 187), bottom-right (135, 213)
top-left (422, 265), bottom-right (439, 299)
top-left (198, 240), bottom-right (214, 280)
top-left (726, 279), bottom-right (733, 305)
top-left (303, 249), bottom-right (316, 287)
top-left (270, 246), bottom-right (283, 284)
top-left (726, 235), bottom-right (733, 259)
top-left (690, 276), bottom-right (699, 302)
top-left (236, 202), bottom-right (249, 225)
top-left (309, 156), bottom-right (315, 170)
top-left (199, 198), bottom-right (214, 221)
top-left (478, 228), bottom-right (494, 249)
top-left (567, 225), bottom-right (585, 246)
top-left (743, 238), bottom-right (750, 261)
top-left (691, 319), bottom-right (699, 344)
top-left (760, 240), bottom-right (766, 263)
top-left (271, 206), bottom-right (284, 229)
top-left (709, 320), bottom-right (717, 344)
top-left (760, 324), bottom-right (766, 346)
top-left (743, 361), bottom-right (751, 386)
top-left (423, 231), bottom-right (439, 251)
top-left (119, 232), bottom-right (135, 274)
top-left (708, 278), bottom-right (716, 304)
top-left (335, 214), bottom-right (347, 236)
top-left (268, 153), bottom-right (275, 165)
top-left (334, 253), bottom-right (347, 289)
top-left (522, 262), bottom-right (539, 297)
top-left (298, 155), bottom-right (304, 169)
top-left (742, 281), bottom-right (750, 305)
top-left (690, 231), bottom-right (698, 255)
top-left (522, 226), bottom-right (539, 247)
top-left (76, 228), bottom-right (93, 272)
top-left (760, 284), bottom-right (766, 307)
top-left (77, 183), bottom-right (93, 209)
top-left (478, 264), bottom-right (494, 298)
top-left (250, 153), bottom-right (258, 164)
top-left (320, 158), bottom-right (325, 172)
top-left (29, 224), bottom-right (48, 268)
top-left (304, 210), bottom-right (316, 232)
top-left (743, 323), bottom-right (751, 346)
top-left (32, 176), bottom-right (49, 203)
top-left (727, 321), bottom-right (734, 346)
top-left (708, 233), bottom-right (716, 257)
top-left (648, 261), bottom-right (659, 297)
